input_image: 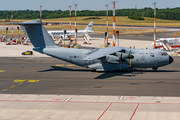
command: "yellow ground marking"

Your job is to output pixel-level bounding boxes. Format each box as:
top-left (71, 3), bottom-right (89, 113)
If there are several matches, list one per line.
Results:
top-left (11, 85), bottom-right (16, 88)
top-left (19, 82), bottom-right (23, 85)
top-left (138, 35), bottom-right (144, 36)
top-left (171, 54), bottom-right (178, 56)
top-left (2, 89), bottom-right (7, 92)
top-left (66, 64), bottom-right (76, 66)
top-left (27, 80), bottom-right (40, 83)
top-left (14, 80), bottom-right (26, 82)
top-left (15, 78), bottom-right (180, 84)
top-left (126, 35), bottom-right (133, 36)
top-left (56, 64), bottom-right (64, 66)
top-left (0, 70), bottom-right (5, 72)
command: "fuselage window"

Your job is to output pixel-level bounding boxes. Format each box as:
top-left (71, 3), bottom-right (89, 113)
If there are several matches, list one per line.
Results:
top-left (161, 52), bottom-right (168, 56)
top-left (150, 55), bottom-right (154, 57)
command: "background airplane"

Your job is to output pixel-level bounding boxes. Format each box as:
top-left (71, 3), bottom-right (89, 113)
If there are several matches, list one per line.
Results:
top-left (20, 19), bottom-right (174, 72)
top-left (48, 21), bottom-right (94, 39)
top-left (152, 35), bottom-right (180, 50)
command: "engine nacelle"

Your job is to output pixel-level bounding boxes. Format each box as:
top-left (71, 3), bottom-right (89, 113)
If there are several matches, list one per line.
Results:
top-left (105, 55), bottom-right (119, 64)
top-left (116, 52), bottom-right (134, 60)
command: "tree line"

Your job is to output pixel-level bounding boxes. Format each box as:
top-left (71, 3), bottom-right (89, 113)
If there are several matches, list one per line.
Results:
top-left (0, 7), bottom-right (180, 21)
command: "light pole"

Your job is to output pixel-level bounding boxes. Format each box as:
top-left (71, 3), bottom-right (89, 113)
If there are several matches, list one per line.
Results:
top-left (11, 10), bottom-right (13, 39)
top-left (18, 17), bottom-right (21, 40)
top-left (74, 4), bottom-right (77, 44)
top-left (40, 5), bottom-right (42, 20)
top-left (69, 5), bottom-right (72, 40)
top-left (105, 4), bottom-right (109, 46)
top-left (112, 1), bottom-right (117, 47)
top-left (153, 2), bottom-right (157, 48)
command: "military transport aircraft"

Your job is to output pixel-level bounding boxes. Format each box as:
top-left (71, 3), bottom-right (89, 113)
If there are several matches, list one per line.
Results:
top-left (19, 19), bottom-right (174, 72)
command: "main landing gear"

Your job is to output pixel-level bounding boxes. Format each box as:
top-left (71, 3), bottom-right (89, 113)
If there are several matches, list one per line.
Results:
top-left (152, 67), bottom-right (158, 72)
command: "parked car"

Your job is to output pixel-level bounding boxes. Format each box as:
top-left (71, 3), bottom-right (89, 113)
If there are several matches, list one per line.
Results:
top-left (22, 50), bottom-right (33, 55)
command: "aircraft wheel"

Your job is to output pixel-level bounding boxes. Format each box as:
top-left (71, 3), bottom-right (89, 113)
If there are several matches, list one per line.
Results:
top-left (152, 67), bottom-right (158, 72)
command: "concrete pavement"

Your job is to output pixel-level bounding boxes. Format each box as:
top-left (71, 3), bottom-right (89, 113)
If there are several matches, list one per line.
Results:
top-left (0, 94), bottom-right (180, 120)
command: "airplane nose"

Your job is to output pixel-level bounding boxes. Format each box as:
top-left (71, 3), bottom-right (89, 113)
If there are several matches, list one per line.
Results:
top-left (169, 56), bottom-right (174, 64)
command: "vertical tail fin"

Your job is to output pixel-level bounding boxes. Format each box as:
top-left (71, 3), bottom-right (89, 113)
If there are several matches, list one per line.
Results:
top-left (20, 19), bottom-right (57, 48)
top-left (84, 21), bottom-right (93, 31)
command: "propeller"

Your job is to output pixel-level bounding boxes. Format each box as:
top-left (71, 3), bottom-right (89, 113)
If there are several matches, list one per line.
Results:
top-left (115, 48), bottom-right (134, 67)
top-left (128, 50), bottom-right (134, 59)
top-left (127, 48), bottom-right (135, 67)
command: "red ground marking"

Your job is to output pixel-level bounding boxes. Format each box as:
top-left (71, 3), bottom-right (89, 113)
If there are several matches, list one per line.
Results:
top-left (52, 99), bottom-right (63, 101)
top-left (130, 103), bottom-right (140, 120)
top-left (126, 97), bottom-right (137, 99)
top-left (97, 103), bottom-right (112, 120)
top-left (0, 100), bottom-right (180, 105)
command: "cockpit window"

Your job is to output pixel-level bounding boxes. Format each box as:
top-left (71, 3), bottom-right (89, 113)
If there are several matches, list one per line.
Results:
top-left (161, 52), bottom-right (168, 56)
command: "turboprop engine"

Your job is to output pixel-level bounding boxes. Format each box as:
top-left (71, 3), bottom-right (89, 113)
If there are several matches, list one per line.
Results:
top-left (105, 55), bottom-right (119, 63)
top-left (101, 51), bottom-right (134, 64)
top-left (116, 52), bottom-right (134, 61)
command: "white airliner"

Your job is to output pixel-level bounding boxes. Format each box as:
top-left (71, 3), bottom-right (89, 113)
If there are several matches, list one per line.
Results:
top-left (152, 37), bottom-right (180, 50)
top-left (48, 21), bottom-right (94, 39)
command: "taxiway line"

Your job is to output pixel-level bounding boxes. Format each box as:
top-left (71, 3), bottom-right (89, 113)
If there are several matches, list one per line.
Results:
top-left (2, 89), bottom-right (7, 92)
top-left (0, 70), bottom-right (5, 72)
top-left (0, 78), bottom-right (180, 84)
top-left (11, 85), bottom-right (16, 88)
top-left (1, 79), bottom-right (40, 92)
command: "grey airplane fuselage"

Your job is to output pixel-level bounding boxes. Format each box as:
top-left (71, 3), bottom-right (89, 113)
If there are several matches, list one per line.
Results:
top-left (38, 47), bottom-right (171, 71)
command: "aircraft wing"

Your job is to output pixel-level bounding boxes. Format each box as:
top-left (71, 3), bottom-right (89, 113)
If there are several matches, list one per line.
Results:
top-left (83, 47), bottom-right (123, 61)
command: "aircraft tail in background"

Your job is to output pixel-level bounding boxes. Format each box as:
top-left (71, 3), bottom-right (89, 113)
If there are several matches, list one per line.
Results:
top-left (84, 21), bottom-right (93, 32)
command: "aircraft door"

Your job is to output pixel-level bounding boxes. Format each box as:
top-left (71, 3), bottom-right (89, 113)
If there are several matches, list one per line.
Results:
top-left (87, 60), bottom-right (93, 65)
top-left (140, 61), bottom-right (144, 67)
top-left (140, 55), bottom-right (145, 67)
top-left (69, 56), bottom-right (73, 62)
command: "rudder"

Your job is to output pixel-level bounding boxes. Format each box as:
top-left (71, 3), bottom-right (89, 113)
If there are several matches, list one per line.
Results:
top-left (84, 21), bottom-right (93, 31)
